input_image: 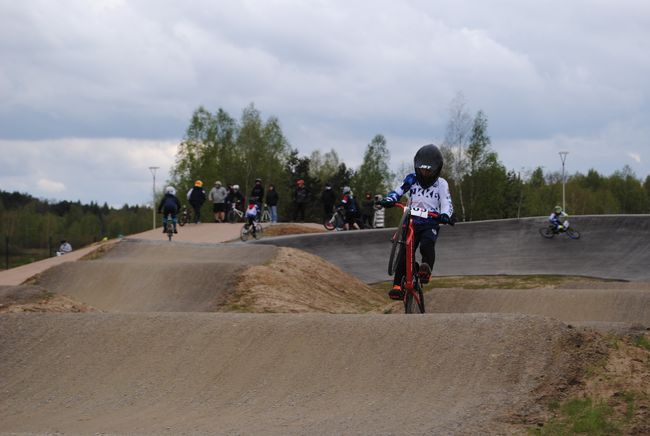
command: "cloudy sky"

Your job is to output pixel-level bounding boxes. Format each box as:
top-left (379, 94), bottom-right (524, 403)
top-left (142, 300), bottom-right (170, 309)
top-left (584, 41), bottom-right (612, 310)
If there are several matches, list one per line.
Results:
top-left (1, 0), bottom-right (649, 207)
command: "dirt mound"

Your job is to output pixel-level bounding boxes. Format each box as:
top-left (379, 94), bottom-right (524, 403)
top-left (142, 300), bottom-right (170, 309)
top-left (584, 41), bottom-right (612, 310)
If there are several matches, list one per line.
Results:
top-left (0, 312), bottom-right (588, 434)
top-left (33, 240), bottom-right (279, 312)
top-left (262, 223), bottom-right (325, 237)
top-left (222, 247), bottom-right (385, 313)
top-left (0, 285), bottom-right (95, 313)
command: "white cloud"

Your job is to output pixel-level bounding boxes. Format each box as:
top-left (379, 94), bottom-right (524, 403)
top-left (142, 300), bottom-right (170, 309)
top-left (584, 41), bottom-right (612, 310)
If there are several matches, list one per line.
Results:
top-left (627, 153), bottom-right (641, 164)
top-left (37, 179), bottom-right (66, 193)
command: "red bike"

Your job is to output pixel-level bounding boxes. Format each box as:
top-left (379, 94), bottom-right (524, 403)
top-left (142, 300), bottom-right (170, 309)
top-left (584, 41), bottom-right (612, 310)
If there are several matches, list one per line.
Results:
top-left (388, 203), bottom-right (451, 313)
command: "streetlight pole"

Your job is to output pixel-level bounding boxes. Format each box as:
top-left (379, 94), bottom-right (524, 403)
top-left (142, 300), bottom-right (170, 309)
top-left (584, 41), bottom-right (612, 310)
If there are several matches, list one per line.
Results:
top-left (149, 166), bottom-right (159, 230)
top-left (559, 151), bottom-right (569, 211)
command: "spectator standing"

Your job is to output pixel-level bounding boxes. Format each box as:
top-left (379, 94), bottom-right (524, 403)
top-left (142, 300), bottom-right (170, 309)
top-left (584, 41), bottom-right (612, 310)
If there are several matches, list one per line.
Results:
top-left (187, 180), bottom-right (207, 224)
top-left (321, 182), bottom-right (336, 222)
top-left (361, 192), bottom-right (375, 229)
top-left (373, 194), bottom-right (385, 228)
top-left (208, 181), bottom-right (228, 223)
top-left (292, 179), bottom-right (309, 222)
top-left (250, 178), bottom-right (265, 210)
top-left (226, 184), bottom-right (245, 214)
top-left (266, 184), bottom-right (279, 223)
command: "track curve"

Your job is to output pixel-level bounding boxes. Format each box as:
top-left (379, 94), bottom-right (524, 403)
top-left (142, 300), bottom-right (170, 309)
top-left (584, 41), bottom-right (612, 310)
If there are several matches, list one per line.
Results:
top-left (254, 215), bottom-right (650, 282)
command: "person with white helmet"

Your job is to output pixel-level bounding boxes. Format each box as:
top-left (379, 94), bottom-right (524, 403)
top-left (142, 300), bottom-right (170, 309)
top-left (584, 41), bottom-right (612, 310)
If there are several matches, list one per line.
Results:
top-left (158, 186), bottom-right (181, 233)
top-left (380, 144), bottom-right (454, 300)
top-left (226, 184), bottom-right (245, 216)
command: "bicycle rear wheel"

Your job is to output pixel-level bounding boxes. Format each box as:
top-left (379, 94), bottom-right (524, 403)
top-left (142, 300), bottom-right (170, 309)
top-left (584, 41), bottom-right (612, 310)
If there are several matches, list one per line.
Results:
top-left (324, 215), bottom-right (336, 231)
top-left (228, 209), bottom-right (239, 224)
top-left (566, 228), bottom-right (581, 239)
top-left (253, 224), bottom-right (263, 239)
top-left (539, 227), bottom-right (555, 239)
top-left (404, 280), bottom-right (425, 314)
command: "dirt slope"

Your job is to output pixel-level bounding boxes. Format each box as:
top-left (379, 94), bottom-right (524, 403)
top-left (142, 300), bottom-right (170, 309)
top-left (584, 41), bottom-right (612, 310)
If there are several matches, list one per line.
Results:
top-left (33, 240), bottom-right (278, 312)
top-left (0, 312), bottom-right (584, 435)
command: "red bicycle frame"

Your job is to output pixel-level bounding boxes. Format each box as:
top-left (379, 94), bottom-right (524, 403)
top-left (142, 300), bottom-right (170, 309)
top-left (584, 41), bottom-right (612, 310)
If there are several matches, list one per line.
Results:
top-left (393, 203), bottom-right (439, 306)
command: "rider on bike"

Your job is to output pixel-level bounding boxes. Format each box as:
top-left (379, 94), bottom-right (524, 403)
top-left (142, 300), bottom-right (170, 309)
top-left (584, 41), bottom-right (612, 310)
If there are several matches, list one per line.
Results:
top-left (158, 186), bottom-right (181, 233)
top-left (244, 200), bottom-right (259, 237)
top-left (227, 184), bottom-right (245, 211)
top-left (549, 205), bottom-right (569, 232)
top-left (380, 144), bottom-right (454, 300)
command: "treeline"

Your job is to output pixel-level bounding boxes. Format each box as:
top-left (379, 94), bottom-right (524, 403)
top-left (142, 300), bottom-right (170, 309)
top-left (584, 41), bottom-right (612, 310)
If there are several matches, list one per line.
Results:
top-left (172, 103), bottom-right (650, 225)
top-left (169, 103), bottom-right (391, 223)
top-left (0, 191), bottom-right (151, 267)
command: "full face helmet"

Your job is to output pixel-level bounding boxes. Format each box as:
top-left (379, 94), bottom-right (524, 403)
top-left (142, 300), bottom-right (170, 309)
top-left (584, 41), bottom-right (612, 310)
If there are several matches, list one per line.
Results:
top-left (554, 205), bottom-right (562, 213)
top-left (233, 184), bottom-right (240, 191)
top-left (165, 186), bottom-right (176, 195)
top-left (413, 144), bottom-right (443, 188)
top-left (342, 186), bottom-right (351, 194)
top-left (255, 178), bottom-right (262, 184)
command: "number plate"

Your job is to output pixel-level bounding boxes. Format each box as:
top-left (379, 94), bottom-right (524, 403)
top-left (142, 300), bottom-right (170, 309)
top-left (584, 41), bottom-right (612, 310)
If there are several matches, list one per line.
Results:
top-left (410, 207), bottom-right (429, 218)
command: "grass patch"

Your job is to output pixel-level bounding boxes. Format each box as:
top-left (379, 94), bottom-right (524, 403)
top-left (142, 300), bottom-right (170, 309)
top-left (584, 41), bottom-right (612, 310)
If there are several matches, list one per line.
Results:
top-left (632, 334), bottom-right (650, 352)
top-left (369, 275), bottom-right (616, 292)
top-left (532, 398), bottom-right (620, 435)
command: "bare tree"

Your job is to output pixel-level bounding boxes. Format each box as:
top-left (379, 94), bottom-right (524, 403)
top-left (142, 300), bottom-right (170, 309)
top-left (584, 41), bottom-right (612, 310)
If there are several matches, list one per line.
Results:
top-left (443, 92), bottom-right (472, 221)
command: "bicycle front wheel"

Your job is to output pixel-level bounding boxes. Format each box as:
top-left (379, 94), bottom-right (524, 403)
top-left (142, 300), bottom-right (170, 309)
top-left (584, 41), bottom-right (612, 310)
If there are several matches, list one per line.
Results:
top-left (404, 281), bottom-right (425, 314)
top-left (388, 212), bottom-right (409, 276)
top-left (566, 228), bottom-right (581, 239)
top-left (228, 210), bottom-right (239, 224)
top-left (240, 225), bottom-right (250, 241)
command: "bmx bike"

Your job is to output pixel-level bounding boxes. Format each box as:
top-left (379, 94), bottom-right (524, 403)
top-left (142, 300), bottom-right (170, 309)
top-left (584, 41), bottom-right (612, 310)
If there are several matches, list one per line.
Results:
top-left (164, 213), bottom-right (176, 241)
top-left (178, 206), bottom-right (191, 227)
top-left (227, 203), bottom-right (244, 223)
top-left (240, 222), bottom-right (263, 241)
top-left (387, 202), bottom-right (453, 314)
top-left (539, 224), bottom-right (580, 239)
top-left (323, 208), bottom-right (346, 231)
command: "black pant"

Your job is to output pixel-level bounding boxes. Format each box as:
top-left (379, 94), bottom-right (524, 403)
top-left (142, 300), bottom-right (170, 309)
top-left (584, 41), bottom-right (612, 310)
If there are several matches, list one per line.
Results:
top-left (393, 223), bottom-right (438, 286)
top-left (190, 202), bottom-right (203, 223)
top-left (323, 203), bottom-right (334, 221)
top-left (293, 202), bottom-right (306, 221)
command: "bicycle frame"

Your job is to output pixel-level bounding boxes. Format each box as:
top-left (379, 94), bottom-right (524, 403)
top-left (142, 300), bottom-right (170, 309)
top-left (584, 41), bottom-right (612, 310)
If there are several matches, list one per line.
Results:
top-left (392, 203), bottom-right (440, 313)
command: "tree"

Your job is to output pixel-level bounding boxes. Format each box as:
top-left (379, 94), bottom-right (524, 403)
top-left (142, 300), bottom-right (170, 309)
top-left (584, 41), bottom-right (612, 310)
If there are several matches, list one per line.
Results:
top-left (443, 92), bottom-right (473, 221)
top-left (352, 134), bottom-right (392, 197)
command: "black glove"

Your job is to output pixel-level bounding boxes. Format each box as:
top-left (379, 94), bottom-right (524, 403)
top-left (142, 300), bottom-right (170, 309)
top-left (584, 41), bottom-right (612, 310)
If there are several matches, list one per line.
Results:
top-left (439, 213), bottom-right (451, 224)
top-left (379, 197), bottom-right (396, 208)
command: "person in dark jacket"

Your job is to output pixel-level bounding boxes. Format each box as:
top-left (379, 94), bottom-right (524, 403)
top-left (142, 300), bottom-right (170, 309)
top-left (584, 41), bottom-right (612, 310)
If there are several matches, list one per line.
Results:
top-left (158, 186), bottom-right (182, 233)
top-left (186, 180), bottom-right (207, 224)
top-left (292, 179), bottom-right (309, 222)
top-left (321, 182), bottom-right (337, 222)
top-left (266, 184), bottom-right (279, 223)
top-left (250, 178), bottom-right (265, 209)
top-left (361, 192), bottom-right (375, 229)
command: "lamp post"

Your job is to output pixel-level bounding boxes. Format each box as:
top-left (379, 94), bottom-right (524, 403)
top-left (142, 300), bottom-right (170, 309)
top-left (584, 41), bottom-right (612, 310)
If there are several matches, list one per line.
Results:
top-left (149, 166), bottom-right (159, 230)
top-left (559, 151), bottom-right (569, 211)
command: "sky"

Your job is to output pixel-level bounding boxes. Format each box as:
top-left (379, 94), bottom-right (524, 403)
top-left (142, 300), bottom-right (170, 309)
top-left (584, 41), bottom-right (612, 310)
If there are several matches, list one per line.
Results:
top-left (1, 0), bottom-right (649, 207)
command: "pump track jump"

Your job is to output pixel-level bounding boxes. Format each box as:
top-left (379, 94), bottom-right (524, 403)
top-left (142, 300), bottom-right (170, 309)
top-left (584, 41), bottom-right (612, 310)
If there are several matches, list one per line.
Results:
top-left (0, 215), bottom-right (648, 434)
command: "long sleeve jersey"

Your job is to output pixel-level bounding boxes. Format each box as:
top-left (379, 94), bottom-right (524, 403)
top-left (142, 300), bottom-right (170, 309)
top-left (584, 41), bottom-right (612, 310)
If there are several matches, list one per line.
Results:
top-left (386, 173), bottom-right (453, 225)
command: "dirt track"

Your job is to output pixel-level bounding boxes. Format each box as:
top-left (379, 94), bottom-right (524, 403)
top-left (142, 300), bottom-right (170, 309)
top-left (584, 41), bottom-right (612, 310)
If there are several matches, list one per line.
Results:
top-left (0, 217), bottom-right (649, 434)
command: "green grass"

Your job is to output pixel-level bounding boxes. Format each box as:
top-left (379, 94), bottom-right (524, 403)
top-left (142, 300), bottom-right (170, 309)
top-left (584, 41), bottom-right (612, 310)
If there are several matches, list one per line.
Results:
top-left (532, 398), bottom-right (620, 435)
top-left (632, 334), bottom-right (650, 351)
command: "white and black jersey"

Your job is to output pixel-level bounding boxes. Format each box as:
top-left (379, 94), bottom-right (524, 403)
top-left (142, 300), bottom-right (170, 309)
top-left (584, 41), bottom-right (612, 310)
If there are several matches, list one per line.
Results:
top-left (387, 173), bottom-right (453, 224)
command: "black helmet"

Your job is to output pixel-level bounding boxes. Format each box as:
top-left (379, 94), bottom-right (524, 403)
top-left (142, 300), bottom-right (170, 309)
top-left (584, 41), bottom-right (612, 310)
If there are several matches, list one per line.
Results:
top-left (413, 144), bottom-right (443, 188)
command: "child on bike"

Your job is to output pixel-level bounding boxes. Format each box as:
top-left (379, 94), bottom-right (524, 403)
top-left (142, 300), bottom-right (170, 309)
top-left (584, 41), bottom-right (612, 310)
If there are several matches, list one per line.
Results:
top-left (380, 144), bottom-right (454, 300)
top-left (549, 205), bottom-right (569, 232)
top-left (244, 200), bottom-right (259, 237)
top-left (158, 186), bottom-right (181, 234)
